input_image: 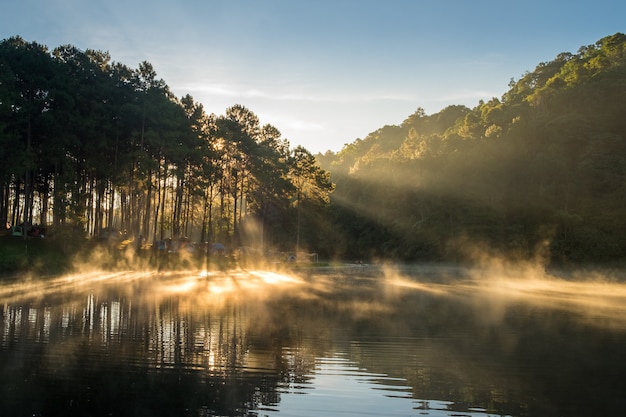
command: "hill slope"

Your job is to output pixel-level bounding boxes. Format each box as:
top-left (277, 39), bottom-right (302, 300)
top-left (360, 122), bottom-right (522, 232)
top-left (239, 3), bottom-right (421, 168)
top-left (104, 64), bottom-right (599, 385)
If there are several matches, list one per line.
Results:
top-left (319, 33), bottom-right (626, 264)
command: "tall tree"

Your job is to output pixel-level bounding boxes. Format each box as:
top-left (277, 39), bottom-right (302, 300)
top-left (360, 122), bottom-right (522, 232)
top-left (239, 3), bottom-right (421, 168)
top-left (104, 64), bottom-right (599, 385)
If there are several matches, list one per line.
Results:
top-left (289, 146), bottom-right (334, 253)
top-left (0, 36), bottom-right (56, 234)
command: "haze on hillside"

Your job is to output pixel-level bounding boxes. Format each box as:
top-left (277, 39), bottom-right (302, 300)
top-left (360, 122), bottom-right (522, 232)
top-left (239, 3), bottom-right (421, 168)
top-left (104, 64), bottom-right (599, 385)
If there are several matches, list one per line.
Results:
top-left (1, 33), bottom-right (625, 272)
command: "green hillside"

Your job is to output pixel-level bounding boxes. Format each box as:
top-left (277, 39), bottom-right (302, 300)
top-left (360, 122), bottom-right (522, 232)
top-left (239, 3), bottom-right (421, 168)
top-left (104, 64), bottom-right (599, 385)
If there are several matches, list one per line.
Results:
top-left (318, 33), bottom-right (626, 264)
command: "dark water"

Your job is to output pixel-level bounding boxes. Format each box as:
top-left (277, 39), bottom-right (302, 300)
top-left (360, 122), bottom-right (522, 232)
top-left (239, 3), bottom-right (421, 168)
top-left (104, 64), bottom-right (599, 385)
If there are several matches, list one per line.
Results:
top-left (2, 265), bottom-right (626, 416)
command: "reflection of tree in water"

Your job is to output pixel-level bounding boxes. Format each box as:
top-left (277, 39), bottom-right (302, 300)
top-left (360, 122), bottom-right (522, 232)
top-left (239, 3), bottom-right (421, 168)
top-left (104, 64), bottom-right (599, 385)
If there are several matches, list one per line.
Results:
top-left (0, 294), bottom-right (285, 416)
top-left (2, 269), bottom-right (626, 417)
top-left (329, 285), bottom-right (626, 417)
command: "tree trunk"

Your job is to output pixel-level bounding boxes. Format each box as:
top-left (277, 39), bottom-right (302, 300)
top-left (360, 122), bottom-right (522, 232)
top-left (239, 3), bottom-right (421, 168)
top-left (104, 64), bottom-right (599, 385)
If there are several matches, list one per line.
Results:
top-left (200, 192), bottom-right (208, 244)
top-left (23, 120), bottom-right (32, 238)
top-left (53, 166), bottom-right (64, 227)
top-left (152, 161), bottom-right (162, 243)
top-left (207, 184), bottom-right (214, 243)
top-left (40, 185), bottom-right (49, 226)
top-left (11, 180), bottom-right (20, 228)
top-left (143, 169), bottom-right (152, 238)
top-left (159, 160), bottom-right (167, 241)
top-left (0, 183), bottom-right (8, 227)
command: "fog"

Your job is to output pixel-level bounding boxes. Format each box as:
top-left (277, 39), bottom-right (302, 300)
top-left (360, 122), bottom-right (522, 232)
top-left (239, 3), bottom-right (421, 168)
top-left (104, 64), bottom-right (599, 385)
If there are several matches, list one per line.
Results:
top-left (5, 254), bottom-right (626, 331)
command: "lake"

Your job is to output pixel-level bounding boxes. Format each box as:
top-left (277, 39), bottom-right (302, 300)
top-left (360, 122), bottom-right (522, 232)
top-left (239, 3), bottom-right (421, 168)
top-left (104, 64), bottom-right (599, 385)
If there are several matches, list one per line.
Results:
top-left (2, 264), bottom-right (626, 416)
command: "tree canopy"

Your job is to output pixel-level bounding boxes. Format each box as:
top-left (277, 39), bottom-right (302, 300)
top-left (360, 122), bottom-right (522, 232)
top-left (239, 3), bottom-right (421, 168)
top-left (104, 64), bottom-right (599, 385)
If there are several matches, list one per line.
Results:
top-left (0, 36), bottom-right (333, 260)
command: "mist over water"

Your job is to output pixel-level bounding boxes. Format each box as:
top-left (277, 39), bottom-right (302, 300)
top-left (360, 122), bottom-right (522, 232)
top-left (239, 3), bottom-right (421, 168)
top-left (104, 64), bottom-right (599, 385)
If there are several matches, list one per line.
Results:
top-left (2, 264), bottom-right (626, 416)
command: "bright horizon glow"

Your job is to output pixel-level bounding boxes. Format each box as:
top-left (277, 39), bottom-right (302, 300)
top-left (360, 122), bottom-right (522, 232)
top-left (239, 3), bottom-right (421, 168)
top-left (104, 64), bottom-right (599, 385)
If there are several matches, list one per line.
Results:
top-left (2, 0), bottom-right (625, 153)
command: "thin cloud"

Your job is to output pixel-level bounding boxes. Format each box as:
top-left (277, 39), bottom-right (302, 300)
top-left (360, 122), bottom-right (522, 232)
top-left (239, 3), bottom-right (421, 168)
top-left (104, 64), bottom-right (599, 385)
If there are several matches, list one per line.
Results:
top-left (267, 116), bottom-right (326, 133)
top-left (283, 119), bottom-right (325, 132)
top-left (435, 90), bottom-right (501, 103)
top-left (177, 82), bottom-right (421, 104)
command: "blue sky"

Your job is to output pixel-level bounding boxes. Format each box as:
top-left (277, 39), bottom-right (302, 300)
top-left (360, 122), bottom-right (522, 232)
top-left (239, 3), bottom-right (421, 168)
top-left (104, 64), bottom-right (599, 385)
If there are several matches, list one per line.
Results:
top-left (2, 1), bottom-right (625, 153)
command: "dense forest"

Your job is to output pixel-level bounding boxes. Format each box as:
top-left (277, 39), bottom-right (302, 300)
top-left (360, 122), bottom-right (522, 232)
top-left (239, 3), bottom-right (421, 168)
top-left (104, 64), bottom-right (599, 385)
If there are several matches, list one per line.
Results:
top-left (2, 33), bottom-right (626, 267)
top-left (319, 33), bottom-right (626, 264)
top-left (0, 36), bottom-right (333, 260)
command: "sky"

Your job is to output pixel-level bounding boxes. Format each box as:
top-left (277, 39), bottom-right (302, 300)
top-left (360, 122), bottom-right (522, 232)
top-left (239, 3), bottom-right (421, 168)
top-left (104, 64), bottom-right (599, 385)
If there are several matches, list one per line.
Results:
top-left (2, 1), bottom-right (625, 154)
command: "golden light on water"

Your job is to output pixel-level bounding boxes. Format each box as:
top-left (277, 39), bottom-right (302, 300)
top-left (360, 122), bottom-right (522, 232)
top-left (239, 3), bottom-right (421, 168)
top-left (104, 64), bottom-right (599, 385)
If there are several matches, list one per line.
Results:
top-left (0, 271), bottom-right (145, 304)
top-left (379, 263), bottom-right (626, 328)
top-left (0, 269), bottom-right (303, 301)
top-left (4, 265), bottom-right (626, 417)
top-left (250, 270), bottom-right (302, 285)
top-left (3, 266), bottom-right (626, 328)
top-left (160, 277), bottom-right (198, 294)
top-left (470, 276), bottom-right (626, 323)
top-left (384, 276), bottom-right (450, 295)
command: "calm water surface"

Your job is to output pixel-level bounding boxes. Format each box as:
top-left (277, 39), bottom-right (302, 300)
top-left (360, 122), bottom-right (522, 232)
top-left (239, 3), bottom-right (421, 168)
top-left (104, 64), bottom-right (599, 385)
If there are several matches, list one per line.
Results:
top-left (2, 265), bottom-right (626, 416)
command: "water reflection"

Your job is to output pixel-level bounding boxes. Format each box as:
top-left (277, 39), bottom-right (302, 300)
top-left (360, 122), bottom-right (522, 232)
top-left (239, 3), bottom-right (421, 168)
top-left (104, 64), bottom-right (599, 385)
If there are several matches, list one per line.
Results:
top-left (1, 265), bottom-right (626, 416)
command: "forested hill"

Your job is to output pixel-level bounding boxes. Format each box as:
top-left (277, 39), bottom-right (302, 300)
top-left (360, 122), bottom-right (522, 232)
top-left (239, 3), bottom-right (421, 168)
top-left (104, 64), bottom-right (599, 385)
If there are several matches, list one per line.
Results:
top-left (2, 33), bottom-right (625, 266)
top-left (318, 33), bottom-right (626, 264)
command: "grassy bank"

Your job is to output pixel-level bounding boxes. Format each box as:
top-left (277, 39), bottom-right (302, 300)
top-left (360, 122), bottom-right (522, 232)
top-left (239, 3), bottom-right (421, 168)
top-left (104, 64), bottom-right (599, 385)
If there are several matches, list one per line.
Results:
top-left (0, 235), bottom-right (71, 277)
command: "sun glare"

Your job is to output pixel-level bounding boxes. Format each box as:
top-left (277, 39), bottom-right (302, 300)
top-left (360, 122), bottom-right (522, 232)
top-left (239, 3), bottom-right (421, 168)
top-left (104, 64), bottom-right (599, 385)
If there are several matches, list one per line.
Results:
top-left (248, 270), bottom-right (303, 285)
